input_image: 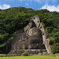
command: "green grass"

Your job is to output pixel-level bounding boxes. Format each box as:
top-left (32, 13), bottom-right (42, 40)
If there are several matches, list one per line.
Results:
top-left (0, 55), bottom-right (59, 59)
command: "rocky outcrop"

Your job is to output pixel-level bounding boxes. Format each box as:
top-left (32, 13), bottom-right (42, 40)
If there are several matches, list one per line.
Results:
top-left (9, 16), bottom-right (53, 55)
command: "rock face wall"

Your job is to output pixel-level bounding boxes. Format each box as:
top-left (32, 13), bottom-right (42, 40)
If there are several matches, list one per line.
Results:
top-left (9, 16), bottom-right (52, 55)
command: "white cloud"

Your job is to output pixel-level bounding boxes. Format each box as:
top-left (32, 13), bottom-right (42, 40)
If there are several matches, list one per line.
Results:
top-left (0, 4), bottom-right (10, 10)
top-left (40, 4), bottom-right (59, 12)
top-left (0, 6), bottom-right (2, 9)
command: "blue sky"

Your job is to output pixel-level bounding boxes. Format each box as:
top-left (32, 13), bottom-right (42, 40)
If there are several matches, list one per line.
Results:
top-left (0, 0), bottom-right (59, 12)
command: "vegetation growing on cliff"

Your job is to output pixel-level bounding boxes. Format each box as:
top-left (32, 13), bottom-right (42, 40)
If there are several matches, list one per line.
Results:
top-left (0, 7), bottom-right (59, 53)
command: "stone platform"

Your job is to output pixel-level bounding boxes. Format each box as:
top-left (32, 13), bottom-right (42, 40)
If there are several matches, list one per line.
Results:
top-left (9, 49), bottom-right (47, 56)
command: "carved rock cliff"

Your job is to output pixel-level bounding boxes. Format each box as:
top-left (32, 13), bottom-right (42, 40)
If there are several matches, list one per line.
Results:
top-left (9, 16), bottom-right (53, 55)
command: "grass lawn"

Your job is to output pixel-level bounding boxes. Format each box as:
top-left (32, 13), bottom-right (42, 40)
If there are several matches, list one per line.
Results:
top-left (0, 55), bottom-right (59, 59)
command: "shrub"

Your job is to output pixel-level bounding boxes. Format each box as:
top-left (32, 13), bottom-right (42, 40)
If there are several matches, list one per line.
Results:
top-left (52, 43), bottom-right (59, 53)
top-left (49, 37), bottom-right (55, 45)
top-left (54, 37), bottom-right (59, 43)
top-left (49, 39), bottom-right (54, 45)
top-left (22, 52), bottom-right (28, 56)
